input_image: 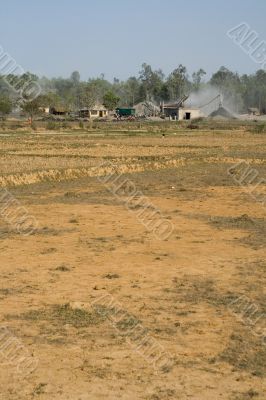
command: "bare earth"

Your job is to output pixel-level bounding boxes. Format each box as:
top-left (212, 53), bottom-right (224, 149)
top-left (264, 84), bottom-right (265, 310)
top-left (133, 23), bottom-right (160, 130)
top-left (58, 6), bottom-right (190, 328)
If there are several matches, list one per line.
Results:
top-left (0, 129), bottom-right (265, 400)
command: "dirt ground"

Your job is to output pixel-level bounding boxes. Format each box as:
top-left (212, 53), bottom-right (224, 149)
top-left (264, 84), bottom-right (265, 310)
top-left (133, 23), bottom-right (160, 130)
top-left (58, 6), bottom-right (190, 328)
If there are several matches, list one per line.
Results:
top-left (0, 128), bottom-right (265, 399)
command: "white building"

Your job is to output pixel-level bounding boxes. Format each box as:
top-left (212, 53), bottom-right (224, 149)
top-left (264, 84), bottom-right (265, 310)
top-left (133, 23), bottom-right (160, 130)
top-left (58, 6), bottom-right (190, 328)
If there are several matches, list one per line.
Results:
top-left (178, 107), bottom-right (203, 120)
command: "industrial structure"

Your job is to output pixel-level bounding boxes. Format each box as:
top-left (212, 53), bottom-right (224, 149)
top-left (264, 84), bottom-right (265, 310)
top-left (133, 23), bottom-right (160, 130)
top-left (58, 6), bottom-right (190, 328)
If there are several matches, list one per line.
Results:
top-left (160, 95), bottom-right (203, 120)
top-left (134, 101), bottom-right (160, 117)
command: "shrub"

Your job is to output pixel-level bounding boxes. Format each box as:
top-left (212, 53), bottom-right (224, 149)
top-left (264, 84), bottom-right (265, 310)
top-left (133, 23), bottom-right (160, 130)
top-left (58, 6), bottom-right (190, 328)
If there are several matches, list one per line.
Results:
top-left (46, 121), bottom-right (57, 130)
top-left (188, 124), bottom-right (199, 129)
top-left (61, 122), bottom-right (70, 129)
top-left (253, 124), bottom-right (265, 134)
top-left (192, 117), bottom-right (204, 124)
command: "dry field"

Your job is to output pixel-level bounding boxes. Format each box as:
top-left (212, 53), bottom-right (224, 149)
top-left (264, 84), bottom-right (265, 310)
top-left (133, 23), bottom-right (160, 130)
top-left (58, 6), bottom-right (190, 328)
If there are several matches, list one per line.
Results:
top-left (0, 124), bottom-right (265, 400)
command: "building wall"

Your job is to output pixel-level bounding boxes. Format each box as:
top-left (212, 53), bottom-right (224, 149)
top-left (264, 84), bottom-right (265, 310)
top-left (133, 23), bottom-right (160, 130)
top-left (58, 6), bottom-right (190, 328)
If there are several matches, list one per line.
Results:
top-left (89, 110), bottom-right (108, 118)
top-left (39, 107), bottom-right (50, 114)
top-left (178, 108), bottom-right (202, 120)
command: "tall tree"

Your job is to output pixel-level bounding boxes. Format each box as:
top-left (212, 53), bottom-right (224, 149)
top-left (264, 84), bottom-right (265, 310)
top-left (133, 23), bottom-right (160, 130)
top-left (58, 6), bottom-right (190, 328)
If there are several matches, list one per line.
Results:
top-left (139, 63), bottom-right (164, 101)
top-left (70, 71), bottom-right (80, 85)
top-left (77, 82), bottom-right (97, 110)
top-left (192, 69), bottom-right (206, 91)
top-left (21, 97), bottom-right (42, 124)
top-left (124, 77), bottom-right (141, 105)
top-left (210, 66), bottom-right (244, 112)
top-left (167, 64), bottom-right (189, 100)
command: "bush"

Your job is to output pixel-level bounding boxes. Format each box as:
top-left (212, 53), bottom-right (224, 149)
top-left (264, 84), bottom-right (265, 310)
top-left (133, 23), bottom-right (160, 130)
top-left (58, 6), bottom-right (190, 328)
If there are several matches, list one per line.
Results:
top-left (46, 121), bottom-right (57, 130)
top-left (79, 121), bottom-right (84, 129)
top-left (188, 124), bottom-right (199, 129)
top-left (192, 117), bottom-right (204, 124)
top-left (61, 122), bottom-right (70, 129)
top-left (248, 124), bottom-right (266, 133)
top-left (253, 124), bottom-right (265, 133)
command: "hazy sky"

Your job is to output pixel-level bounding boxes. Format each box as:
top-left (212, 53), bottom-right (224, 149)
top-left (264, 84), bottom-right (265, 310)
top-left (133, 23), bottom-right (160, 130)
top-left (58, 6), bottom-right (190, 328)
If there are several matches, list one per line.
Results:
top-left (1, 0), bottom-right (266, 81)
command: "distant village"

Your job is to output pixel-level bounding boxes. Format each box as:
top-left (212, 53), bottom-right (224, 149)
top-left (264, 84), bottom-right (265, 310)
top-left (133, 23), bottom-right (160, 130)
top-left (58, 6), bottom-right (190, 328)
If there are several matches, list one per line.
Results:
top-left (40, 97), bottom-right (204, 121)
top-left (1, 64), bottom-right (265, 123)
top-left (38, 95), bottom-right (261, 122)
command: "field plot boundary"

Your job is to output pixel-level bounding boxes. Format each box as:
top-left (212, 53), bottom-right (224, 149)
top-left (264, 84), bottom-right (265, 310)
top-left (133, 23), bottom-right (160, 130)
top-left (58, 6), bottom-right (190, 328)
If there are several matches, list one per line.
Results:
top-left (0, 156), bottom-right (266, 188)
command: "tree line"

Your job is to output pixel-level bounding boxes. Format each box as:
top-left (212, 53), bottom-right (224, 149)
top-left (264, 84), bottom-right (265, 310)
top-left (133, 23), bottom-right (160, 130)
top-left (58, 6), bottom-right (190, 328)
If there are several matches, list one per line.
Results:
top-left (0, 64), bottom-right (266, 117)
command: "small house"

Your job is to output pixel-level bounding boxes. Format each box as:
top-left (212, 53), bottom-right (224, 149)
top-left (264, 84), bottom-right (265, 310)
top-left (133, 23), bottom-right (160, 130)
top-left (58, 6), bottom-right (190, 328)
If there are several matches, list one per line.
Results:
top-left (79, 104), bottom-right (108, 119)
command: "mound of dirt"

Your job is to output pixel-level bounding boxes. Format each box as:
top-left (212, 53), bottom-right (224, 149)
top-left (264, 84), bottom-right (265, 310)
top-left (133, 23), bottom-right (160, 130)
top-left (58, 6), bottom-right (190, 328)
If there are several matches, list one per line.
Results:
top-left (209, 106), bottom-right (236, 119)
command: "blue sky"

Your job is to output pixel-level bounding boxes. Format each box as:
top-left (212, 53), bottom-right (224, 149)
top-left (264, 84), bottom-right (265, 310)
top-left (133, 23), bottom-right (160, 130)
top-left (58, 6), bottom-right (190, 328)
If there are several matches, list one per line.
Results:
top-left (1, 0), bottom-right (266, 80)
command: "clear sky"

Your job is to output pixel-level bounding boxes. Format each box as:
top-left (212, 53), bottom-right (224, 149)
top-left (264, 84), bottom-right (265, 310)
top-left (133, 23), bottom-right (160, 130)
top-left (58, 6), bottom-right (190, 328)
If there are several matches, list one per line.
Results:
top-left (1, 0), bottom-right (266, 81)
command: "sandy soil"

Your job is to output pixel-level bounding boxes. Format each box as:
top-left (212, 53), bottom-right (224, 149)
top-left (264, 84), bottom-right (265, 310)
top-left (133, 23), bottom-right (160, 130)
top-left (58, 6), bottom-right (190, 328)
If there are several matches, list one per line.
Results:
top-left (0, 130), bottom-right (265, 400)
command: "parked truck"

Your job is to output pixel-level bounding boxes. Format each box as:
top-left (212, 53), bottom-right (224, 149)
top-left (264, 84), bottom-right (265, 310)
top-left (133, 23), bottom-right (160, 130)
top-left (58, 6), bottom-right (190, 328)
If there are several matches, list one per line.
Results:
top-left (116, 108), bottom-right (136, 118)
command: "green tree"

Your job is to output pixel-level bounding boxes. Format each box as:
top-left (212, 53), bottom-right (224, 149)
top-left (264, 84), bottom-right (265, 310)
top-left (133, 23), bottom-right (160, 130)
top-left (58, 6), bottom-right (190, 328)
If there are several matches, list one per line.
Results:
top-left (21, 97), bottom-right (42, 125)
top-left (139, 63), bottom-right (164, 101)
top-left (86, 77), bottom-right (112, 103)
top-left (166, 64), bottom-right (189, 100)
top-left (192, 69), bottom-right (206, 91)
top-left (159, 83), bottom-right (170, 101)
top-left (125, 76), bottom-right (141, 105)
top-left (70, 71), bottom-right (80, 84)
top-left (103, 91), bottom-right (120, 110)
top-left (210, 67), bottom-right (244, 112)
top-left (253, 70), bottom-right (266, 113)
top-left (0, 95), bottom-right (12, 117)
top-left (77, 82), bottom-right (97, 110)
top-left (37, 92), bottom-right (61, 108)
